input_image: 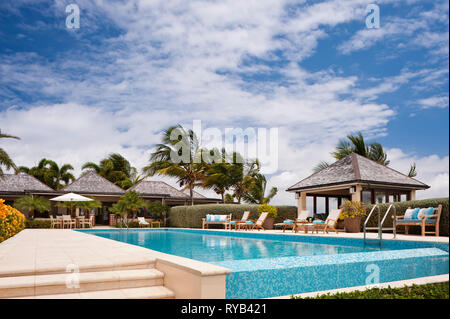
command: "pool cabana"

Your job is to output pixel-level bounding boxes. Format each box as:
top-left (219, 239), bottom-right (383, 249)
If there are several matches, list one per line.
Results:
top-left (287, 153), bottom-right (429, 217)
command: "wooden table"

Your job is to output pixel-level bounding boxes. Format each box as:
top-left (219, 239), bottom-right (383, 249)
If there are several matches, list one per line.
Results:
top-left (150, 221), bottom-right (161, 228)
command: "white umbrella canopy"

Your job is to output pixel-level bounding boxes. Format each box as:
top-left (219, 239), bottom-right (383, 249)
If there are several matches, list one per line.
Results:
top-left (50, 193), bottom-right (94, 217)
top-left (50, 193), bottom-right (94, 202)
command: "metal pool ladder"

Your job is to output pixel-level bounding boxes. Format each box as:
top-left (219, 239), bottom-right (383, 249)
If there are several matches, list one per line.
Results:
top-left (363, 204), bottom-right (397, 247)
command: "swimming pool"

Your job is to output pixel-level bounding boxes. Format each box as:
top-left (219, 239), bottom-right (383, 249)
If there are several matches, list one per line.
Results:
top-left (79, 228), bottom-right (449, 298)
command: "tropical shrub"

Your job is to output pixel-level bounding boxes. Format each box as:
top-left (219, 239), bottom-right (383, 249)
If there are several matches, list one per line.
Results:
top-left (364, 197), bottom-right (449, 236)
top-left (25, 219), bottom-right (51, 228)
top-left (292, 282), bottom-right (449, 299)
top-left (169, 204), bottom-right (296, 228)
top-left (0, 199), bottom-right (26, 243)
top-left (340, 200), bottom-right (367, 219)
top-left (257, 204), bottom-right (277, 218)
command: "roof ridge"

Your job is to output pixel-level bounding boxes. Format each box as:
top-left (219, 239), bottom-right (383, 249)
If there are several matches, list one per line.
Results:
top-left (355, 154), bottom-right (429, 186)
top-left (61, 170), bottom-right (126, 192)
top-left (286, 154), bottom-right (352, 190)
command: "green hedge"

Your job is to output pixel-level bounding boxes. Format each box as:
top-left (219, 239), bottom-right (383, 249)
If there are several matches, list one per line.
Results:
top-left (168, 204), bottom-right (297, 228)
top-left (25, 219), bottom-right (51, 229)
top-left (364, 197), bottom-right (449, 236)
top-left (293, 282), bottom-right (449, 299)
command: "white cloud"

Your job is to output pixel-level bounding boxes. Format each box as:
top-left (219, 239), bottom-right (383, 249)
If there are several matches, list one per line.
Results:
top-left (0, 0), bottom-right (448, 204)
top-left (417, 96), bottom-right (449, 109)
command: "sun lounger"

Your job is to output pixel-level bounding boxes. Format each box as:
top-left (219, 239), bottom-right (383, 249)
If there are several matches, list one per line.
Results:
top-left (227, 211), bottom-right (250, 230)
top-left (202, 214), bottom-right (232, 230)
top-left (242, 212), bottom-right (269, 231)
top-left (310, 209), bottom-right (342, 234)
top-left (396, 205), bottom-right (442, 236)
top-left (274, 210), bottom-right (311, 232)
top-left (137, 217), bottom-right (150, 228)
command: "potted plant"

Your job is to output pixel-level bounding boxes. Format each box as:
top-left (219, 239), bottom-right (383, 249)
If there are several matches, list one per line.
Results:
top-left (257, 204), bottom-right (277, 229)
top-left (340, 200), bottom-right (367, 233)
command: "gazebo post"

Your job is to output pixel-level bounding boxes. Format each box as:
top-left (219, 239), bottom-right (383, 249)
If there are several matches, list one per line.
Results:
top-left (313, 195), bottom-right (317, 218)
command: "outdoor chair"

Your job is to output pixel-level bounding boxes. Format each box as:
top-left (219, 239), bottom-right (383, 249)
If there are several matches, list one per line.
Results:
top-left (202, 214), bottom-right (232, 230)
top-left (274, 210), bottom-right (311, 232)
top-left (396, 204), bottom-right (442, 236)
top-left (227, 211), bottom-right (250, 230)
top-left (62, 215), bottom-right (76, 229)
top-left (309, 209), bottom-right (342, 234)
top-left (50, 216), bottom-right (62, 229)
top-left (82, 216), bottom-right (94, 228)
top-left (137, 217), bottom-right (150, 228)
top-left (243, 212), bottom-right (269, 231)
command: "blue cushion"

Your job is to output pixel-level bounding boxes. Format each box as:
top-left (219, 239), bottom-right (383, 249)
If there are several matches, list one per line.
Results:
top-left (245, 221), bottom-right (254, 224)
top-left (411, 208), bottom-right (420, 219)
top-left (313, 220), bottom-right (324, 224)
top-left (228, 221), bottom-right (236, 223)
top-left (397, 218), bottom-right (436, 224)
top-left (283, 220), bottom-right (294, 224)
top-left (423, 207), bottom-right (435, 221)
top-left (206, 214), bottom-right (212, 222)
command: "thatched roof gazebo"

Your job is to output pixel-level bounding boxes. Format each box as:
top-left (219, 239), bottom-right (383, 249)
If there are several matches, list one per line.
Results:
top-left (286, 153), bottom-right (429, 217)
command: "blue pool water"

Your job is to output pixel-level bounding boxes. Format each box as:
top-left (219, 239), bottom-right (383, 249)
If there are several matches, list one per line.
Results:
top-left (80, 229), bottom-right (381, 262)
top-left (79, 229), bottom-right (449, 298)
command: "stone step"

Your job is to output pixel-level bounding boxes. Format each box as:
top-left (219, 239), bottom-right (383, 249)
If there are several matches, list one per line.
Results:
top-left (15, 286), bottom-right (175, 299)
top-left (0, 268), bottom-right (164, 298)
top-left (0, 258), bottom-right (156, 278)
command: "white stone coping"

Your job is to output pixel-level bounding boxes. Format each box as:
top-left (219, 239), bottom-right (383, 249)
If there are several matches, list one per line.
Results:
top-left (0, 229), bottom-right (230, 278)
top-left (270, 274), bottom-right (450, 299)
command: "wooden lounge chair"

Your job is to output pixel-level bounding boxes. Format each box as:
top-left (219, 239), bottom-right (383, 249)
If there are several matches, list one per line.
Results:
top-left (396, 205), bottom-right (442, 236)
top-left (228, 211), bottom-right (250, 230)
top-left (274, 210), bottom-right (310, 232)
top-left (311, 209), bottom-right (342, 234)
top-left (137, 217), bottom-right (150, 228)
top-left (243, 212), bottom-right (269, 231)
top-left (202, 214), bottom-right (232, 229)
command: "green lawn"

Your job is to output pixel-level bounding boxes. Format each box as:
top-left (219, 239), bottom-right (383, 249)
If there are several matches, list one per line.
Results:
top-left (292, 282), bottom-right (449, 299)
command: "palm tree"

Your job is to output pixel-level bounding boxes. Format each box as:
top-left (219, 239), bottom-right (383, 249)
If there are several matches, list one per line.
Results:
top-left (202, 148), bottom-right (236, 202)
top-left (143, 125), bottom-right (206, 205)
top-left (14, 195), bottom-right (51, 219)
top-left (57, 198), bottom-right (102, 217)
top-left (18, 159), bottom-right (74, 189)
top-left (230, 158), bottom-right (260, 204)
top-left (121, 191), bottom-right (146, 219)
top-left (82, 153), bottom-right (137, 189)
top-left (109, 200), bottom-right (129, 227)
top-left (314, 132), bottom-right (418, 177)
top-left (242, 173), bottom-right (278, 204)
top-left (43, 160), bottom-right (75, 189)
top-left (408, 163), bottom-right (417, 178)
top-left (0, 129), bottom-right (20, 177)
top-left (331, 132), bottom-right (390, 165)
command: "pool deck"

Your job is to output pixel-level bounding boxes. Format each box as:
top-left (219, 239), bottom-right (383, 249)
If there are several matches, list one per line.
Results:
top-left (0, 228), bottom-right (448, 299)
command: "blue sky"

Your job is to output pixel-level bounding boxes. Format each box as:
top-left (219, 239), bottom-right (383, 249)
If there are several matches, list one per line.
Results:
top-left (0, 0), bottom-right (448, 204)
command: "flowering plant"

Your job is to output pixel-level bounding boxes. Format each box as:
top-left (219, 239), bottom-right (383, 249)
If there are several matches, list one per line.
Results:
top-left (0, 199), bottom-right (26, 243)
top-left (340, 200), bottom-right (367, 219)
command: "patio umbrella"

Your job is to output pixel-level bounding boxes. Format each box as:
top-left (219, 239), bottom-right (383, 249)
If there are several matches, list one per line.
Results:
top-left (50, 192), bottom-right (93, 217)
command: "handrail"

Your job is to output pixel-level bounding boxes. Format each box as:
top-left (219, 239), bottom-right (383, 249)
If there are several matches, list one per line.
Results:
top-left (364, 204), bottom-right (397, 247)
top-left (363, 205), bottom-right (380, 245)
